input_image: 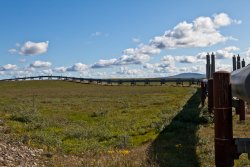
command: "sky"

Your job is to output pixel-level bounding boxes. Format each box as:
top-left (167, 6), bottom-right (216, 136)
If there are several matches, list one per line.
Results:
top-left (1, 0), bottom-right (250, 79)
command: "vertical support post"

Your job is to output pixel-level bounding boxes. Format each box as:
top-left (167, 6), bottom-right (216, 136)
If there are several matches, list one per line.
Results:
top-left (242, 59), bottom-right (246, 68)
top-left (208, 78), bottom-right (213, 113)
top-left (232, 55), bottom-right (236, 71)
top-left (213, 71), bottom-right (234, 167)
top-left (237, 54), bottom-right (241, 70)
top-left (211, 52), bottom-right (215, 78)
top-left (201, 81), bottom-right (206, 107)
top-left (206, 53), bottom-right (211, 79)
top-left (238, 100), bottom-right (245, 121)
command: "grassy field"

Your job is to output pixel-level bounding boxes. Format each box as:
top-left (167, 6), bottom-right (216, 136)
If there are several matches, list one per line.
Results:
top-left (0, 80), bottom-right (249, 166)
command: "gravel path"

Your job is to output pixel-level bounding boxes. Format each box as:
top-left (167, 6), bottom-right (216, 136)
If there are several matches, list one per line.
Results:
top-left (0, 119), bottom-right (47, 167)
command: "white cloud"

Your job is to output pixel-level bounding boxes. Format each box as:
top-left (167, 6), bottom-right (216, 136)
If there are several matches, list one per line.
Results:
top-left (53, 67), bottom-right (67, 73)
top-left (91, 59), bottom-right (117, 68)
top-left (8, 48), bottom-right (17, 54)
top-left (0, 71), bottom-right (5, 75)
top-left (117, 67), bottom-right (143, 76)
top-left (9, 41), bottom-right (49, 55)
top-left (216, 62), bottom-right (232, 72)
top-left (91, 32), bottom-right (109, 37)
top-left (150, 13), bottom-right (240, 49)
top-left (132, 38), bottom-right (140, 43)
top-left (241, 47), bottom-right (250, 63)
top-left (91, 13), bottom-right (238, 69)
top-left (92, 44), bottom-right (160, 68)
top-left (67, 63), bottom-right (88, 72)
top-left (197, 46), bottom-right (240, 59)
top-left (30, 60), bottom-right (52, 68)
top-left (161, 55), bottom-right (175, 67)
top-left (0, 64), bottom-right (17, 71)
top-left (41, 69), bottom-right (53, 75)
top-left (223, 46), bottom-right (240, 52)
top-left (19, 59), bottom-right (27, 63)
top-left (175, 56), bottom-right (197, 63)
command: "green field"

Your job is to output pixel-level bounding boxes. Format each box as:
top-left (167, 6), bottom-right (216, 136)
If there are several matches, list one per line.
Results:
top-left (0, 81), bottom-right (249, 166)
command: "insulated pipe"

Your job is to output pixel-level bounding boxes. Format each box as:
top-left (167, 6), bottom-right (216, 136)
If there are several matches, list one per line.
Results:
top-left (231, 65), bottom-right (250, 103)
top-left (213, 71), bottom-right (234, 167)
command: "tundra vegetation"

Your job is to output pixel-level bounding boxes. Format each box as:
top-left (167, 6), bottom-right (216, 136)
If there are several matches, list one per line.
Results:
top-left (0, 80), bottom-right (249, 166)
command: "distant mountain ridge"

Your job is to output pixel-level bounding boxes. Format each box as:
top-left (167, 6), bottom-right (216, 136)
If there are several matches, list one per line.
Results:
top-left (168, 73), bottom-right (205, 79)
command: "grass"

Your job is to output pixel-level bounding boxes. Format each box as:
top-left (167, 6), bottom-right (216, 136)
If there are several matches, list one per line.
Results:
top-left (0, 80), bottom-right (249, 166)
top-left (0, 81), bottom-right (195, 158)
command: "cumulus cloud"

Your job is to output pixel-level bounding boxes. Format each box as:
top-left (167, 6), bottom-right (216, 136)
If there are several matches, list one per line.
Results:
top-left (91, 32), bottom-right (109, 37)
top-left (0, 64), bottom-right (17, 71)
top-left (132, 38), bottom-right (140, 43)
top-left (91, 59), bottom-right (117, 68)
top-left (117, 67), bottom-right (143, 75)
top-left (53, 67), bottom-right (67, 73)
top-left (67, 63), bottom-right (88, 72)
top-left (197, 46), bottom-right (240, 59)
top-left (92, 44), bottom-right (160, 68)
top-left (175, 56), bottom-right (197, 63)
top-left (8, 48), bottom-right (17, 54)
top-left (41, 69), bottom-right (53, 75)
top-left (30, 61), bottom-right (52, 68)
top-left (216, 62), bottom-right (232, 72)
top-left (150, 13), bottom-right (240, 49)
top-left (91, 13), bottom-right (239, 69)
top-left (9, 41), bottom-right (49, 55)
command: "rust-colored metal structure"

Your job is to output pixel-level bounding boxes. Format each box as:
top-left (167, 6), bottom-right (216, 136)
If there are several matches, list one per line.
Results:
top-left (237, 54), bottom-right (241, 70)
top-left (213, 71), bottom-right (235, 167)
top-left (208, 78), bottom-right (213, 113)
top-left (201, 80), bottom-right (206, 107)
top-left (238, 99), bottom-right (246, 121)
top-left (232, 55), bottom-right (236, 71)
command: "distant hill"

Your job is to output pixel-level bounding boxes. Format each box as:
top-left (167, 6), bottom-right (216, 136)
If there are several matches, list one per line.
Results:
top-left (168, 73), bottom-right (205, 79)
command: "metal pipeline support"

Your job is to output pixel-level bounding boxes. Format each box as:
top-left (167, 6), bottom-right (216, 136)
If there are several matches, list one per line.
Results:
top-left (206, 53), bottom-right (211, 79)
top-left (208, 78), bottom-right (213, 113)
top-left (237, 54), bottom-right (241, 70)
top-left (211, 52), bottom-right (215, 77)
top-left (201, 80), bottom-right (207, 107)
top-left (213, 71), bottom-right (234, 167)
top-left (233, 55), bottom-right (237, 71)
top-left (242, 59), bottom-right (246, 68)
top-left (235, 138), bottom-right (250, 159)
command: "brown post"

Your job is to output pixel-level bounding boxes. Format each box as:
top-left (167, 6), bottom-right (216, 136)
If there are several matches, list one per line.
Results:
top-left (201, 81), bottom-right (206, 107)
top-left (208, 78), bottom-right (213, 113)
top-left (211, 52), bottom-right (215, 77)
top-left (206, 53), bottom-right (211, 79)
top-left (232, 55), bottom-right (236, 71)
top-left (242, 59), bottom-right (246, 68)
top-left (213, 71), bottom-right (234, 167)
top-left (238, 100), bottom-right (245, 121)
top-left (237, 54), bottom-right (241, 70)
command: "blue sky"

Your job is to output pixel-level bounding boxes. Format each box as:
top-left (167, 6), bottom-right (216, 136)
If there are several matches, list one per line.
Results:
top-left (1, 0), bottom-right (250, 79)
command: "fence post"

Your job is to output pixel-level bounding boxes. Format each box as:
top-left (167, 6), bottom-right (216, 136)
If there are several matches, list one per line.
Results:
top-left (213, 71), bottom-right (234, 167)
